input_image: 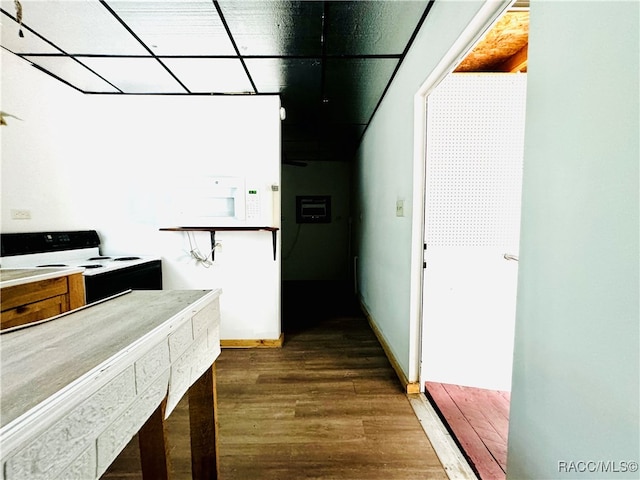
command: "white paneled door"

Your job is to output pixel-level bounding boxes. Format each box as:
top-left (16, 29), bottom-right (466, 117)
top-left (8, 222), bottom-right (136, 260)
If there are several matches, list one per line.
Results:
top-left (420, 74), bottom-right (527, 391)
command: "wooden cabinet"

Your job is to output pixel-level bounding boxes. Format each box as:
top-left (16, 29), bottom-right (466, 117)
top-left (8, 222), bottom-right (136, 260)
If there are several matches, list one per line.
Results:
top-left (0, 268), bottom-right (85, 330)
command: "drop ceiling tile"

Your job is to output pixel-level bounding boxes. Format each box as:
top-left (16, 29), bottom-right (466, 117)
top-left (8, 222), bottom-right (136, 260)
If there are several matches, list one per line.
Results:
top-left (218, 0), bottom-right (323, 56)
top-left (326, 1), bottom-right (429, 55)
top-left (0, 10), bottom-right (61, 54)
top-left (79, 57), bottom-right (185, 93)
top-left (324, 58), bottom-right (398, 124)
top-left (1, 0), bottom-right (148, 55)
top-left (107, 0), bottom-right (236, 55)
top-left (162, 58), bottom-right (252, 93)
top-left (245, 58), bottom-right (321, 123)
top-left (24, 55), bottom-right (119, 92)
top-left (2, 0), bottom-right (429, 164)
top-left (245, 58), bottom-right (320, 94)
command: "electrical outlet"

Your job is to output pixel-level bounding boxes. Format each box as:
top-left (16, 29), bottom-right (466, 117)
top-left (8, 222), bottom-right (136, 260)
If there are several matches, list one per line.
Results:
top-left (396, 200), bottom-right (404, 217)
top-left (11, 209), bottom-right (31, 220)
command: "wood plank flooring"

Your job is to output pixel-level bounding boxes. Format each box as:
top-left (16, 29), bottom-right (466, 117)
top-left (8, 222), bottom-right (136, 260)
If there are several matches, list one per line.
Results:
top-left (103, 298), bottom-right (448, 479)
top-left (425, 382), bottom-right (510, 480)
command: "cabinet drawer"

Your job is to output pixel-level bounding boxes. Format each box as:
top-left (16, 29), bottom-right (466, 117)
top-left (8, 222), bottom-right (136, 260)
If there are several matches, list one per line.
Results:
top-left (1, 277), bottom-right (69, 311)
top-left (0, 295), bottom-right (66, 330)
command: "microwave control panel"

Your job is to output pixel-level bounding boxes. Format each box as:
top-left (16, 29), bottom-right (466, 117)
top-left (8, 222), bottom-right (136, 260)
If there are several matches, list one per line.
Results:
top-left (246, 188), bottom-right (261, 220)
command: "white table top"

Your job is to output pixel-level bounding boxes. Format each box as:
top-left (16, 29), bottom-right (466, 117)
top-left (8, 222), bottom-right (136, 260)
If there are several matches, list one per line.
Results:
top-left (0, 267), bottom-right (85, 289)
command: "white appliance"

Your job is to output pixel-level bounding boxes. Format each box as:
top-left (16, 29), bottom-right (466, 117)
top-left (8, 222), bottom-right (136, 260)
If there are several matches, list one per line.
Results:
top-left (0, 231), bottom-right (162, 303)
top-left (168, 176), bottom-right (272, 227)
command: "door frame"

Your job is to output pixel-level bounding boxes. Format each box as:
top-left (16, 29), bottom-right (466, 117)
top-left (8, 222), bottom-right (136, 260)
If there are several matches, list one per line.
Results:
top-left (408, 0), bottom-right (514, 390)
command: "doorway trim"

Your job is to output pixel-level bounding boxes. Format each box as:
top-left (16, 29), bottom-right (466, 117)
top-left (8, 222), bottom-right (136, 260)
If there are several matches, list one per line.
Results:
top-left (408, 0), bottom-right (513, 390)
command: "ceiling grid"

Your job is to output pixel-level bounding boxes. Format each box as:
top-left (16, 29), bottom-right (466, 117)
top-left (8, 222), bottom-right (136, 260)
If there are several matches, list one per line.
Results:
top-left (1, 0), bottom-right (437, 162)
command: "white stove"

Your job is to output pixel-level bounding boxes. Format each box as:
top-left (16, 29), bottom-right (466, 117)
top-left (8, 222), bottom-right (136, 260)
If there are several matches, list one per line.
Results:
top-left (0, 231), bottom-right (162, 303)
top-left (0, 248), bottom-right (159, 276)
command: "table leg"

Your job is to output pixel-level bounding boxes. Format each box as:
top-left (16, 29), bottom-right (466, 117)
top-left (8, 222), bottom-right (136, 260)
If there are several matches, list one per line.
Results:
top-left (189, 363), bottom-right (220, 479)
top-left (139, 397), bottom-right (170, 480)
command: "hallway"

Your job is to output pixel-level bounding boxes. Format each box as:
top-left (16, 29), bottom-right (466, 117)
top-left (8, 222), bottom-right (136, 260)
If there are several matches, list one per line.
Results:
top-left (103, 289), bottom-right (448, 479)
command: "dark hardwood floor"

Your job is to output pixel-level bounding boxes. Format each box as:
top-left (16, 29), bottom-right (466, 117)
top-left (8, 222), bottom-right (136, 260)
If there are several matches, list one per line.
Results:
top-left (103, 282), bottom-right (448, 479)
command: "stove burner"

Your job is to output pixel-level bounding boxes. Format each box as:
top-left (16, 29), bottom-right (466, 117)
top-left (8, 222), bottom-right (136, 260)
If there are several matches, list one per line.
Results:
top-left (37, 264), bottom-right (69, 267)
top-left (88, 256), bottom-right (112, 261)
top-left (79, 264), bottom-right (103, 269)
top-left (114, 256), bottom-right (141, 261)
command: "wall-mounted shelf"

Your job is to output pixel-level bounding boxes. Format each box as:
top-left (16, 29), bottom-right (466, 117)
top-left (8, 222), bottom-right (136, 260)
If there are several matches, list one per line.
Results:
top-left (159, 227), bottom-right (279, 261)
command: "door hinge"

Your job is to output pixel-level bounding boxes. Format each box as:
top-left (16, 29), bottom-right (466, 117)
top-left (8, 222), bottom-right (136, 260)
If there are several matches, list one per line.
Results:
top-left (423, 261), bottom-right (427, 269)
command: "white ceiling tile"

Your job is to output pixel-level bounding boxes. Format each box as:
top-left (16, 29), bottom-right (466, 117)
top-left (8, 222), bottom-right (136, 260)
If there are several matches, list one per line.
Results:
top-left (163, 58), bottom-right (252, 93)
top-left (79, 57), bottom-right (185, 93)
top-left (24, 55), bottom-right (119, 92)
top-left (1, 0), bottom-right (148, 55)
top-left (1, 10), bottom-right (61, 54)
top-left (108, 0), bottom-right (236, 56)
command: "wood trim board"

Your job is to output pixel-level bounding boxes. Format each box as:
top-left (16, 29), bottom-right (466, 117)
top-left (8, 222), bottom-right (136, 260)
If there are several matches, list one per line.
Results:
top-left (407, 393), bottom-right (477, 480)
top-left (359, 300), bottom-right (420, 394)
top-left (220, 333), bottom-right (284, 349)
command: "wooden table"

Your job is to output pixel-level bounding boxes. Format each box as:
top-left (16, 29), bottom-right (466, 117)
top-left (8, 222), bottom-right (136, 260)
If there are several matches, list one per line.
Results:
top-left (0, 289), bottom-right (222, 480)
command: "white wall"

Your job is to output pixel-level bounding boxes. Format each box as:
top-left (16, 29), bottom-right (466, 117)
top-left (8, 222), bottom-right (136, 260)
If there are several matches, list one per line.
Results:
top-left (354, 0), bottom-right (488, 377)
top-left (507, 2), bottom-right (639, 478)
top-left (1, 53), bottom-right (92, 231)
top-left (1, 51), bottom-right (282, 341)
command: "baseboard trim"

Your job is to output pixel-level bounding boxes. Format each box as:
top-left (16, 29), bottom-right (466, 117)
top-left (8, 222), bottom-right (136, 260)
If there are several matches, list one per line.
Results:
top-left (359, 300), bottom-right (420, 394)
top-left (221, 333), bottom-right (284, 349)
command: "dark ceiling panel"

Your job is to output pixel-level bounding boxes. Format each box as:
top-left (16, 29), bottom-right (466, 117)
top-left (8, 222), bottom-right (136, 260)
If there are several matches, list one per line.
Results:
top-left (245, 58), bottom-right (321, 95)
top-left (1, 0), bottom-right (437, 162)
top-left (217, 0), bottom-right (324, 56)
top-left (246, 57), bottom-right (322, 123)
top-left (323, 57), bottom-right (399, 124)
top-left (282, 122), bottom-right (365, 162)
top-left (325, 1), bottom-right (430, 55)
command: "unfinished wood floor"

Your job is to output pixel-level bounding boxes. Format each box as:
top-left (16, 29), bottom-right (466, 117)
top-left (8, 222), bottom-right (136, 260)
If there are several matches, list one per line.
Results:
top-left (103, 308), bottom-right (448, 479)
top-left (425, 382), bottom-right (510, 480)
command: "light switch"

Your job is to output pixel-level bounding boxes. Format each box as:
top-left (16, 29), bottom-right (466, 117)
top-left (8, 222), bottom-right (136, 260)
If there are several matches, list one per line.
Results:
top-left (396, 200), bottom-right (404, 217)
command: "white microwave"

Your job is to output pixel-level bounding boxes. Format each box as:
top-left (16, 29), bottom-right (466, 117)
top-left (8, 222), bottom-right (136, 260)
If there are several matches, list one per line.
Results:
top-left (169, 176), bottom-right (270, 227)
